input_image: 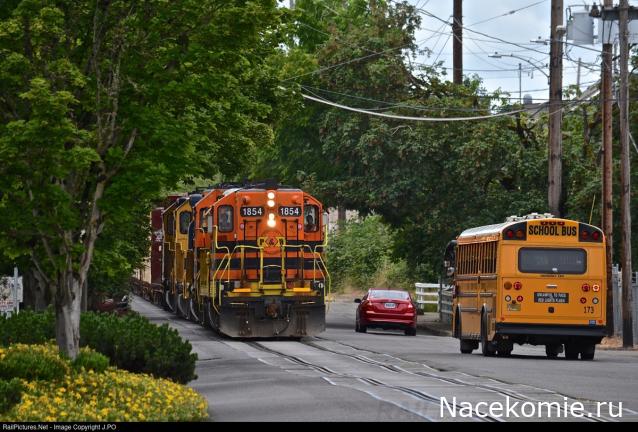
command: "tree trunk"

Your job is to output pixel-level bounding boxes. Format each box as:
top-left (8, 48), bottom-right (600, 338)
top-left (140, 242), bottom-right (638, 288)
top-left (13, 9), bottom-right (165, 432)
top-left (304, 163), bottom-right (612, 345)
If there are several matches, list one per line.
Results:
top-left (81, 279), bottom-right (88, 312)
top-left (23, 267), bottom-right (49, 311)
top-left (337, 206), bottom-right (346, 231)
top-left (55, 271), bottom-right (83, 359)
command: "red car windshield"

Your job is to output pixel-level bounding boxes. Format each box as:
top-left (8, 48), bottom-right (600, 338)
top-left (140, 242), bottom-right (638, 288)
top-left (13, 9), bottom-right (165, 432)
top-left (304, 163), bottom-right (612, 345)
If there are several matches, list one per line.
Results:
top-left (369, 290), bottom-right (410, 300)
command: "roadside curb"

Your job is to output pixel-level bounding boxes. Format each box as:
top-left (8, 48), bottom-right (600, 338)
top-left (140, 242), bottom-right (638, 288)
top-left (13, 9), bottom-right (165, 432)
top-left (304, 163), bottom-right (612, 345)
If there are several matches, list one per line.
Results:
top-left (417, 320), bottom-right (452, 337)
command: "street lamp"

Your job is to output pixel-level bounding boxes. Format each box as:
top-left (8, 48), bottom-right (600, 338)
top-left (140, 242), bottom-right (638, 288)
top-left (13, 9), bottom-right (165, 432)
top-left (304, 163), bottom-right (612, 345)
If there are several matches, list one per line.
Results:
top-left (488, 52), bottom-right (550, 103)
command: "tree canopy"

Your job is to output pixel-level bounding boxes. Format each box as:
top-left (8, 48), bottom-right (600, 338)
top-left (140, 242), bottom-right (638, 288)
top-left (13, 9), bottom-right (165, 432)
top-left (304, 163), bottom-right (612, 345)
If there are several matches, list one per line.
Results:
top-left (0, 0), bottom-right (285, 357)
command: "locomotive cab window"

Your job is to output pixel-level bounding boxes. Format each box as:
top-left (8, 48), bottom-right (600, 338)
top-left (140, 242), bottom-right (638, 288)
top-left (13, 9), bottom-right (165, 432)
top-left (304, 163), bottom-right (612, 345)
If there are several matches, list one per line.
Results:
top-left (218, 205), bottom-right (234, 232)
top-left (199, 207), bottom-right (209, 230)
top-left (179, 212), bottom-right (191, 235)
top-left (304, 205), bottom-right (318, 232)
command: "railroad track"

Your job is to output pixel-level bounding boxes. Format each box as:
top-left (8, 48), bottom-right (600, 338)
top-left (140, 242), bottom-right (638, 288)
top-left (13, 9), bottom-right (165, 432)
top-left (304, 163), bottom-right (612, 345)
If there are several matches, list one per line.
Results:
top-left (132, 295), bottom-right (632, 422)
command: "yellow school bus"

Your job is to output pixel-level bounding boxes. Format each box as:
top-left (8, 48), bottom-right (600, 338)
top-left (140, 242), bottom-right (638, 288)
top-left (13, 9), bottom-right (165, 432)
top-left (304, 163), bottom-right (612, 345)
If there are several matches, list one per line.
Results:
top-left (445, 213), bottom-right (607, 360)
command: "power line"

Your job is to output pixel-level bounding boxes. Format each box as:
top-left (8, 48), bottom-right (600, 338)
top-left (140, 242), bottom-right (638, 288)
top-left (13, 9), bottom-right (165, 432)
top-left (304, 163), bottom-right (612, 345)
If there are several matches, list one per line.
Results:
top-left (301, 91), bottom-right (595, 123)
top-left (301, 92), bottom-right (527, 122)
top-left (468, 0), bottom-right (549, 27)
top-left (418, 8), bottom-right (552, 56)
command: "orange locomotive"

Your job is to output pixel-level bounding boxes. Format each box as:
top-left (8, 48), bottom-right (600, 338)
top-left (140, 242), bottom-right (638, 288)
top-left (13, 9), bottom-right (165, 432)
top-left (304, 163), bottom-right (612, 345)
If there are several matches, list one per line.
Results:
top-left (150, 181), bottom-right (330, 338)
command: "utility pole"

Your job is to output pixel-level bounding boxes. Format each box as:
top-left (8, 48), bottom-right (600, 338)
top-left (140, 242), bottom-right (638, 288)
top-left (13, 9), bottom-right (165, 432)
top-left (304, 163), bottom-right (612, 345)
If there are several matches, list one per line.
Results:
top-left (518, 63), bottom-right (522, 103)
top-left (618, 0), bottom-right (634, 348)
top-left (548, 0), bottom-right (564, 217)
top-left (601, 0), bottom-right (615, 337)
top-left (453, 0), bottom-right (463, 85)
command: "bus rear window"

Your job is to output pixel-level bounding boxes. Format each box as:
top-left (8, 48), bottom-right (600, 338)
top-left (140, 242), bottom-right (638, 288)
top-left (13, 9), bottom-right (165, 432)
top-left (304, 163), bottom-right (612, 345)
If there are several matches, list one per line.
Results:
top-left (518, 248), bottom-right (586, 274)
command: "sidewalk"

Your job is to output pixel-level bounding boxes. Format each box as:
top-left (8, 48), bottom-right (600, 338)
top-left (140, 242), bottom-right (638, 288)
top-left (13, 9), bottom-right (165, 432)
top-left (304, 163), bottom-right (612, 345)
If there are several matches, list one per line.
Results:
top-left (417, 312), bottom-right (452, 337)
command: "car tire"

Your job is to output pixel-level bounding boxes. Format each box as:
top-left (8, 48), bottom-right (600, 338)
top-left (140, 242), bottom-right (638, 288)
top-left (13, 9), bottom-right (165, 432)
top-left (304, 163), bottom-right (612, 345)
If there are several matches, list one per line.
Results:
top-left (355, 315), bottom-right (367, 333)
top-left (405, 327), bottom-right (417, 336)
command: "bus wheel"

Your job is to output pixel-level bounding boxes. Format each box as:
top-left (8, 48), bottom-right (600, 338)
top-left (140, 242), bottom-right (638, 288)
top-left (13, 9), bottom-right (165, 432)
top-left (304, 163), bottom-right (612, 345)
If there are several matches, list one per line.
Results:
top-left (580, 344), bottom-right (596, 361)
top-left (460, 339), bottom-right (475, 354)
top-left (496, 341), bottom-right (513, 357)
top-left (480, 313), bottom-right (496, 357)
top-left (545, 344), bottom-right (562, 359)
top-left (565, 344), bottom-right (579, 360)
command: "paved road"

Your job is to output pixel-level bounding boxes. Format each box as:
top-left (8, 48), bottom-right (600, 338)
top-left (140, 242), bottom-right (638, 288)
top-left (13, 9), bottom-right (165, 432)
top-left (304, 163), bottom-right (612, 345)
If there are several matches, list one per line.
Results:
top-left (132, 296), bottom-right (638, 422)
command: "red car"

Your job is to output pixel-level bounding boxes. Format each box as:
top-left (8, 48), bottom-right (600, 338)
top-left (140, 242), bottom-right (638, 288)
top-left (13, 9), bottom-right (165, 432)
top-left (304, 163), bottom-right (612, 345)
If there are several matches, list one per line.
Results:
top-left (355, 289), bottom-right (417, 336)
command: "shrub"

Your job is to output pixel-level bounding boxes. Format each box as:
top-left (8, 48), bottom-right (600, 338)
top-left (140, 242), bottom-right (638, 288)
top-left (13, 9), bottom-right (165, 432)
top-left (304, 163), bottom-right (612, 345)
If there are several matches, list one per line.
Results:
top-left (0, 378), bottom-right (23, 413)
top-left (2, 369), bottom-right (208, 421)
top-left (0, 344), bottom-right (69, 381)
top-left (0, 344), bottom-right (69, 382)
top-left (327, 216), bottom-right (415, 291)
top-left (80, 312), bottom-right (197, 384)
top-left (72, 348), bottom-right (109, 373)
top-left (0, 310), bottom-right (197, 383)
top-left (0, 309), bottom-right (54, 346)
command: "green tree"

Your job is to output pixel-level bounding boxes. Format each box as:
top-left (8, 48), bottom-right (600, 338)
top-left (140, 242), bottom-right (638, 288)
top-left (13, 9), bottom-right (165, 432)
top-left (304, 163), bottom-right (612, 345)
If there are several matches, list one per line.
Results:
top-left (0, 0), bottom-right (282, 358)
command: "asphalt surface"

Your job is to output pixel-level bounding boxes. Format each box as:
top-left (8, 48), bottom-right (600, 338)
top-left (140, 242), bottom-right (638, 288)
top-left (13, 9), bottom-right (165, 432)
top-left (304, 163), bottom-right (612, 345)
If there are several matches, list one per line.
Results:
top-left (132, 296), bottom-right (638, 422)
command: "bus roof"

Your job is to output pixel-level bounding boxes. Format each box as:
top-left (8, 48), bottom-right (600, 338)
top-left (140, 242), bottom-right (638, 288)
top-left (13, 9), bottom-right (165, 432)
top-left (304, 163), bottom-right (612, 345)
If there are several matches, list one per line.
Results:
top-left (458, 222), bottom-right (513, 239)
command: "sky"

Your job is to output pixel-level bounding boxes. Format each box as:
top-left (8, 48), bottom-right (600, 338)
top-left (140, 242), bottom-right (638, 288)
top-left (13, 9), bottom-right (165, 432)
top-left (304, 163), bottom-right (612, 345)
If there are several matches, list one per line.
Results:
top-left (412, 0), bottom-right (638, 103)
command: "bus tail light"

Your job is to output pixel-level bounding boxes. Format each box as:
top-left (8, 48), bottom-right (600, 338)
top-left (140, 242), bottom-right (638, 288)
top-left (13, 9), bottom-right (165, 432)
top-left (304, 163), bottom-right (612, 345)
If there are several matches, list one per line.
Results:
top-left (513, 281), bottom-right (522, 290)
top-left (580, 297), bottom-right (587, 304)
top-left (516, 296), bottom-right (523, 302)
top-left (582, 283), bottom-right (590, 292)
top-left (504, 282), bottom-right (512, 290)
top-left (592, 284), bottom-right (600, 292)
top-left (592, 231), bottom-right (600, 241)
top-left (506, 229), bottom-right (514, 239)
top-left (581, 230), bottom-right (589, 240)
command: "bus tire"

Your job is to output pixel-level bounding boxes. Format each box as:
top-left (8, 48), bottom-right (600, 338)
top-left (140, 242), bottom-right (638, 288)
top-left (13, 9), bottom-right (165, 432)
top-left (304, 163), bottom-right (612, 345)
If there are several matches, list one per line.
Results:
top-left (480, 312), bottom-right (496, 357)
top-left (545, 344), bottom-right (562, 359)
top-left (580, 343), bottom-right (595, 361)
top-left (460, 339), bottom-right (475, 354)
top-left (496, 341), bottom-right (513, 357)
top-left (565, 344), bottom-right (579, 360)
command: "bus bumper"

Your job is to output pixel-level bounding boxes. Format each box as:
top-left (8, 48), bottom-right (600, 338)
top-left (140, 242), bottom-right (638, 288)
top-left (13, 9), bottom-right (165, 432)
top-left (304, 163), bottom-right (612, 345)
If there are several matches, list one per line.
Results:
top-left (495, 323), bottom-right (606, 344)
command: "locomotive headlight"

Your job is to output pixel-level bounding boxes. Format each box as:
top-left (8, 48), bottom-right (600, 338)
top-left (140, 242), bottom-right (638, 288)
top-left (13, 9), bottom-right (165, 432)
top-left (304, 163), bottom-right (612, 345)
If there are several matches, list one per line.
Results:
top-left (267, 213), bottom-right (276, 227)
top-left (267, 192), bottom-right (275, 200)
top-left (267, 199), bottom-right (276, 208)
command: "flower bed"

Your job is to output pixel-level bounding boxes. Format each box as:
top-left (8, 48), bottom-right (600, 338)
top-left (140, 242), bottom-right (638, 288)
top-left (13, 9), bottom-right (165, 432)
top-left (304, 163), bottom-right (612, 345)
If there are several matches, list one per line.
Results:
top-left (0, 344), bottom-right (208, 421)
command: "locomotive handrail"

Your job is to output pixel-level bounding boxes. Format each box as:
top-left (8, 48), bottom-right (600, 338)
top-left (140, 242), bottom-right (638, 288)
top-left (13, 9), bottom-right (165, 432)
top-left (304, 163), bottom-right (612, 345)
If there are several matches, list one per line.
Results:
top-left (280, 242), bottom-right (331, 300)
top-left (209, 225), bottom-right (331, 304)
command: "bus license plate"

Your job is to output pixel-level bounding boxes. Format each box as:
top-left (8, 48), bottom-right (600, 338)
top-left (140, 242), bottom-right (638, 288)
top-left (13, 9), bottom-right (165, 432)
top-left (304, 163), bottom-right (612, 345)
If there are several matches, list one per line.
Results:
top-left (384, 303), bottom-right (396, 309)
top-left (534, 292), bottom-right (569, 303)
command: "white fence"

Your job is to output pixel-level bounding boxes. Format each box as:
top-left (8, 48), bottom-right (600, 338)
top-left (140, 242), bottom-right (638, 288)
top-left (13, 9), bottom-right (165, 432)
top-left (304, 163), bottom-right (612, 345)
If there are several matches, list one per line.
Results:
top-left (611, 265), bottom-right (638, 344)
top-left (414, 283), bottom-right (439, 311)
top-left (439, 284), bottom-right (454, 325)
